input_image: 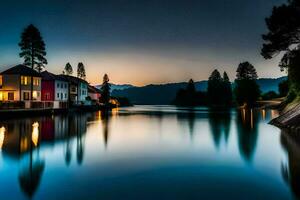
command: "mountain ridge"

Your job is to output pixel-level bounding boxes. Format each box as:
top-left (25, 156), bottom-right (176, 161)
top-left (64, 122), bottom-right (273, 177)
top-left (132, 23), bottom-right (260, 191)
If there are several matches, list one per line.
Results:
top-left (108, 77), bottom-right (287, 105)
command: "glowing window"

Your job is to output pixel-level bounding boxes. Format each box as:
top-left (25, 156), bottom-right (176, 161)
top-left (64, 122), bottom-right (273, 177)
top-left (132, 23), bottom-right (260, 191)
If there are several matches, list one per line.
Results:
top-left (33, 78), bottom-right (40, 86)
top-left (0, 75), bottom-right (2, 86)
top-left (21, 76), bottom-right (30, 85)
top-left (32, 91), bottom-right (37, 99)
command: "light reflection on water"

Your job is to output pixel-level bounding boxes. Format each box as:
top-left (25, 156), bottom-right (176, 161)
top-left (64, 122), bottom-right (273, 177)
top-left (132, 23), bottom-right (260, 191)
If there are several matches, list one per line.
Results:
top-left (0, 105), bottom-right (297, 200)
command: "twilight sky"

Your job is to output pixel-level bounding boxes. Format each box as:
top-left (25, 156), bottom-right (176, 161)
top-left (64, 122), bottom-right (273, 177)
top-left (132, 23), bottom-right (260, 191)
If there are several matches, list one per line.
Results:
top-left (0, 0), bottom-right (287, 85)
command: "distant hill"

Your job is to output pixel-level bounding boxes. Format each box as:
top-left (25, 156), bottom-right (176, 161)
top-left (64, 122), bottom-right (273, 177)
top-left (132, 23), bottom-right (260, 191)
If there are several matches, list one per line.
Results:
top-left (111, 77), bottom-right (287, 105)
top-left (112, 81), bottom-right (207, 105)
top-left (256, 77), bottom-right (287, 93)
top-left (95, 83), bottom-right (133, 92)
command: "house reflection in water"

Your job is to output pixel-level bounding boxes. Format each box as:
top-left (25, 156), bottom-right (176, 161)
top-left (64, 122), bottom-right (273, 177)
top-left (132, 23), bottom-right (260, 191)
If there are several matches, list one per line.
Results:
top-left (0, 113), bottom-right (88, 198)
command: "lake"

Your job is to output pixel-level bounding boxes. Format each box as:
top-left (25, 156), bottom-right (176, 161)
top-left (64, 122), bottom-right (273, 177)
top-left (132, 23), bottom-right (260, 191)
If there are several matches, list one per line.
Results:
top-left (0, 105), bottom-right (298, 200)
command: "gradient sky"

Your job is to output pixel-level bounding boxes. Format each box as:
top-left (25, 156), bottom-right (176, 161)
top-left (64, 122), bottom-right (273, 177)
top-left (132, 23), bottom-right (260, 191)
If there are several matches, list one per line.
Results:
top-left (0, 0), bottom-right (287, 86)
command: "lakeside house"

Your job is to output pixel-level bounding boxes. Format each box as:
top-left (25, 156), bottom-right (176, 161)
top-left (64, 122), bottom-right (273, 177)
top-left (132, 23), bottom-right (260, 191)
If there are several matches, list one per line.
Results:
top-left (41, 71), bottom-right (69, 109)
top-left (59, 75), bottom-right (88, 105)
top-left (0, 65), bottom-right (104, 111)
top-left (0, 65), bottom-right (42, 108)
top-left (88, 85), bottom-right (101, 104)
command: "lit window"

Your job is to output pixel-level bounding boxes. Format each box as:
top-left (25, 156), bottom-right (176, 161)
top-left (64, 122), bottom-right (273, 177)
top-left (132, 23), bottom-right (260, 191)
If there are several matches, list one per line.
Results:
top-left (33, 78), bottom-right (40, 86)
top-left (32, 91), bottom-right (37, 99)
top-left (0, 92), bottom-right (3, 101)
top-left (0, 75), bottom-right (2, 86)
top-left (21, 76), bottom-right (29, 85)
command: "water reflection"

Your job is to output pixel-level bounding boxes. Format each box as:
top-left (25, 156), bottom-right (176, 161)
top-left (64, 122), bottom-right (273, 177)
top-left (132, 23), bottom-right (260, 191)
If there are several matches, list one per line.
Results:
top-left (236, 109), bottom-right (259, 162)
top-left (0, 106), bottom-right (295, 199)
top-left (1, 114), bottom-right (89, 198)
top-left (208, 109), bottom-right (231, 149)
top-left (280, 129), bottom-right (300, 199)
top-left (176, 108), bottom-right (196, 139)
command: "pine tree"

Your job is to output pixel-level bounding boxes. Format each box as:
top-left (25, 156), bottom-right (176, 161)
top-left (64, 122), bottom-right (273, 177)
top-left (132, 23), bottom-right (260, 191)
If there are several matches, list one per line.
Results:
top-left (19, 24), bottom-right (47, 72)
top-left (234, 62), bottom-right (260, 107)
top-left (207, 69), bottom-right (223, 106)
top-left (77, 62), bottom-right (86, 80)
top-left (236, 62), bottom-right (258, 80)
top-left (223, 71), bottom-right (232, 105)
top-left (64, 62), bottom-right (73, 75)
top-left (19, 24), bottom-right (47, 100)
top-left (101, 74), bottom-right (111, 105)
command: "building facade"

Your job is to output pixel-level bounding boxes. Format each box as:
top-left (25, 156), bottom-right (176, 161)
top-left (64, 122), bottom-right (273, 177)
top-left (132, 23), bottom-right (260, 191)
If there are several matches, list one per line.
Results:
top-left (59, 75), bottom-right (88, 105)
top-left (0, 65), bottom-right (42, 106)
top-left (41, 71), bottom-right (69, 109)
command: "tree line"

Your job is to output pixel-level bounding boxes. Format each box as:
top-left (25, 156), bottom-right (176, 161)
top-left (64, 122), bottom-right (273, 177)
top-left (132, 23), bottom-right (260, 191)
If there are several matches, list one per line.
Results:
top-left (173, 61), bottom-right (283, 108)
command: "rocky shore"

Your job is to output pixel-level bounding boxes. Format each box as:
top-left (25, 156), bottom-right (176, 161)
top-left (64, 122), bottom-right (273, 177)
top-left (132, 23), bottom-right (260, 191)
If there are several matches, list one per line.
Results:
top-left (270, 101), bottom-right (300, 131)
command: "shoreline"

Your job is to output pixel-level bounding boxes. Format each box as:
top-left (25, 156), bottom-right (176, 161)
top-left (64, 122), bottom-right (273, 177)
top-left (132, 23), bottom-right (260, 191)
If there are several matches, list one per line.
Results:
top-left (270, 100), bottom-right (300, 131)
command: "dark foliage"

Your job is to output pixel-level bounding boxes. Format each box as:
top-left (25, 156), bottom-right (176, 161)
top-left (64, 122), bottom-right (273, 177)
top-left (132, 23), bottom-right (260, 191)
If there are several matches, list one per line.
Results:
top-left (113, 96), bottom-right (132, 107)
top-left (64, 62), bottom-right (73, 75)
top-left (234, 62), bottom-right (260, 106)
top-left (173, 79), bottom-right (207, 106)
top-left (261, 91), bottom-right (279, 100)
top-left (207, 70), bottom-right (232, 106)
top-left (77, 62), bottom-right (86, 80)
top-left (19, 24), bottom-right (47, 72)
top-left (236, 62), bottom-right (258, 80)
top-left (279, 79), bottom-right (289, 97)
top-left (261, 0), bottom-right (300, 96)
top-left (100, 74), bottom-right (111, 105)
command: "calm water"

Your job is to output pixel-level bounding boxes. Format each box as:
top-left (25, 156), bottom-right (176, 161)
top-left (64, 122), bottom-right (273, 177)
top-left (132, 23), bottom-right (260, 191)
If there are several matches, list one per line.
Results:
top-left (0, 105), bottom-right (299, 200)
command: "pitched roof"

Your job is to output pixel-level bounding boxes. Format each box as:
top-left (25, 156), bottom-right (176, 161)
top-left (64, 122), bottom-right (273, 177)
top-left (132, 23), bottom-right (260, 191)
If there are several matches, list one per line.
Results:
top-left (88, 85), bottom-right (101, 93)
top-left (58, 74), bottom-right (88, 84)
top-left (41, 71), bottom-right (66, 81)
top-left (0, 65), bottom-right (41, 77)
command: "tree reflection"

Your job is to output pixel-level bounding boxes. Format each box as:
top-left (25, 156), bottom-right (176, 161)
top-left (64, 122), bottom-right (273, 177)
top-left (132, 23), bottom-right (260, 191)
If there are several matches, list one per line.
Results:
top-left (208, 109), bottom-right (231, 149)
top-left (236, 109), bottom-right (259, 162)
top-left (175, 107), bottom-right (197, 140)
top-left (280, 130), bottom-right (300, 199)
top-left (101, 110), bottom-right (111, 148)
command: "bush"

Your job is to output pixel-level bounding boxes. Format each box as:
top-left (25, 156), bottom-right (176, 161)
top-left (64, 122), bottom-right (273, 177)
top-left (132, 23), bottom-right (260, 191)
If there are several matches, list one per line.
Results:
top-left (261, 91), bottom-right (278, 100)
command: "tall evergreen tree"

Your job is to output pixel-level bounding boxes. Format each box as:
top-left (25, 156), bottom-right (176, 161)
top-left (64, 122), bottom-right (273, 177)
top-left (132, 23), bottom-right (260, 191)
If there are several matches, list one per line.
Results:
top-left (19, 24), bottom-right (47, 72)
top-left (173, 79), bottom-right (206, 106)
top-left (234, 62), bottom-right (260, 107)
top-left (101, 74), bottom-right (111, 105)
top-left (207, 69), bottom-right (223, 105)
top-left (261, 0), bottom-right (300, 97)
top-left (236, 62), bottom-right (258, 80)
top-left (77, 62), bottom-right (86, 80)
top-left (19, 24), bottom-right (47, 100)
top-left (223, 71), bottom-right (232, 105)
top-left (64, 62), bottom-right (73, 75)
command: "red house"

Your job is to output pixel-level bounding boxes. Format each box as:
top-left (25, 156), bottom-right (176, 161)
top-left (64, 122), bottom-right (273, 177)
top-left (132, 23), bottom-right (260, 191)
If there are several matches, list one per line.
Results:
top-left (41, 71), bottom-right (69, 108)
